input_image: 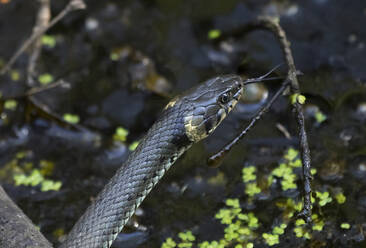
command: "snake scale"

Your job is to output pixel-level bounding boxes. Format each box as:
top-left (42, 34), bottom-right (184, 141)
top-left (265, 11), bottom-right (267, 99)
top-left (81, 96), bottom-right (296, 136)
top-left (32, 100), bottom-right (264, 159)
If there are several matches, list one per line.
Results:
top-left (60, 75), bottom-right (244, 248)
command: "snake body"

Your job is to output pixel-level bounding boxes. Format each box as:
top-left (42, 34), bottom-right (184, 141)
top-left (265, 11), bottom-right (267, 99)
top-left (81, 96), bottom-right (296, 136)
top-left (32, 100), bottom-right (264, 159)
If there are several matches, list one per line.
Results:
top-left (60, 75), bottom-right (244, 248)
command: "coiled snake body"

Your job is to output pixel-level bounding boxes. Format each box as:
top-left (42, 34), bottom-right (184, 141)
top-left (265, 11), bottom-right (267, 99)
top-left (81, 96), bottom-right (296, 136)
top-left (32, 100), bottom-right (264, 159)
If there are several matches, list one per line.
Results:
top-left (61, 75), bottom-right (244, 248)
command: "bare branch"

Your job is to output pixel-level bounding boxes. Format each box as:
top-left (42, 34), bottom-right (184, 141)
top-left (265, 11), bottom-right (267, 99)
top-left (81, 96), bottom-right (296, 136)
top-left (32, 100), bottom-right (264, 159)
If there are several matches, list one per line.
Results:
top-left (208, 79), bottom-right (290, 167)
top-left (0, 186), bottom-right (52, 248)
top-left (209, 16), bottom-right (313, 222)
top-left (254, 16), bottom-right (312, 223)
top-left (0, 0), bottom-right (86, 75)
top-left (27, 0), bottom-right (51, 86)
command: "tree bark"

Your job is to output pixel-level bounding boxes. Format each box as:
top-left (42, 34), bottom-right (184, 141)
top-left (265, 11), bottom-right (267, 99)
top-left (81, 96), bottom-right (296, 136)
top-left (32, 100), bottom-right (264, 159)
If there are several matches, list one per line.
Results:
top-left (0, 186), bottom-right (52, 248)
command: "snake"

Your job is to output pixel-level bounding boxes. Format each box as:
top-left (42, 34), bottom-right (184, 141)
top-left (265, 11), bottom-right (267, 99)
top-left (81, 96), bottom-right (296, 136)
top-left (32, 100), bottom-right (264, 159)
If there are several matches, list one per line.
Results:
top-left (60, 74), bottom-right (244, 248)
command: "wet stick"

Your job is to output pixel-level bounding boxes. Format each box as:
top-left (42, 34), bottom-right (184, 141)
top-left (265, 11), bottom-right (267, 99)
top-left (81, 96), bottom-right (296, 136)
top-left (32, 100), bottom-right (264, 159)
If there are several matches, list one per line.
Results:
top-left (208, 79), bottom-right (290, 167)
top-left (209, 16), bottom-right (313, 223)
top-left (0, 0), bottom-right (86, 75)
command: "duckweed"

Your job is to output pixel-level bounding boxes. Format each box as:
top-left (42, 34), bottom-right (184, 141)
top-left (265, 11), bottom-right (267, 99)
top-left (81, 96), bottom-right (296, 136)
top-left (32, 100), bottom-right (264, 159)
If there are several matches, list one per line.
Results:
top-left (262, 233), bottom-right (279, 246)
top-left (335, 193), bottom-right (346, 204)
top-left (10, 69), bottom-right (20, 81)
top-left (13, 169), bottom-right (62, 192)
top-left (242, 166), bottom-right (256, 183)
top-left (114, 126), bottom-right (129, 142)
top-left (290, 93), bottom-right (306, 105)
top-left (128, 141), bottom-right (139, 151)
top-left (245, 182), bottom-right (261, 197)
top-left (4, 99), bottom-right (17, 110)
top-left (63, 113), bottom-right (80, 124)
top-left (315, 110), bottom-right (327, 123)
top-left (340, 223), bottom-right (350, 229)
top-left (162, 238), bottom-right (177, 248)
top-left (316, 191), bottom-right (332, 206)
top-left (284, 148), bottom-right (298, 161)
top-left (38, 73), bottom-right (54, 85)
top-left (160, 147), bottom-right (349, 247)
top-left (42, 35), bottom-right (56, 48)
top-left (208, 29), bottom-right (221, 40)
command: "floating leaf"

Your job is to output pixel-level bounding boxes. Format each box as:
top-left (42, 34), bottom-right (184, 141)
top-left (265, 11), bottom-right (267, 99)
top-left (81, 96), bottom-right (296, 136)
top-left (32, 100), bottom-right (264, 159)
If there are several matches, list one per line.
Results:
top-left (245, 182), bottom-right (261, 197)
top-left (38, 73), bottom-right (54, 85)
top-left (208, 29), bottom-right (221, 40)
top-left (42, 35), bottom-right (56, 48)
top-left (162, 238), bottom-right (177, 248)
top-left (262, 233), bottom-right (279, 246)
top-left (315, 110), bottom-right (327, 123)
top-left (316, 191), bottom-right (332, 206)
top-left (10, 70), bottom-right (20, 81)
top-left (114, 126), bottom-right (129, 142)
top-left (41, 180), bottom-right (62, 191)
top-left (340, 223), bottom-right (350, 229)
top-left (242, 166), bottom-right (256, 183)
top-left (63, 113), bottom-right (80, 124)
top-left (129, 141), bottom-right (139, 151)
top-left (4, 100), bottom-right (17, 110)
top-left (335, 193), bottom-right (346, 204)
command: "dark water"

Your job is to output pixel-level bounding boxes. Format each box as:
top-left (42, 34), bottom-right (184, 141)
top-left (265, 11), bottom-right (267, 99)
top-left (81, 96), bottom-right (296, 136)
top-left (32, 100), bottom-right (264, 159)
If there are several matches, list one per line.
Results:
top-left (0, 0), bottom-right (366, 247)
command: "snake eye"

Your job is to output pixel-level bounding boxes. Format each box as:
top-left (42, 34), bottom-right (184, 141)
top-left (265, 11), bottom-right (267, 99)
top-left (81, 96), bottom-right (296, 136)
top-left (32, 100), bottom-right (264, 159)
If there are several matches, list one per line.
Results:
top-left (219, 93), bottom-right (230, 104)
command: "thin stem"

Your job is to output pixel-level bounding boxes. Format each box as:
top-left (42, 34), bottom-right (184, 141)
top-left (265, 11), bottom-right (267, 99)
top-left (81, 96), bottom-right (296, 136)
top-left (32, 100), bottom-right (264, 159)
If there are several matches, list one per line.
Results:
top-left (0, 0), bottom-right (86, 75)
top-left (256, 16), bottom-right (312, 222)
top-left (208, 79), bottom-right (290, 167)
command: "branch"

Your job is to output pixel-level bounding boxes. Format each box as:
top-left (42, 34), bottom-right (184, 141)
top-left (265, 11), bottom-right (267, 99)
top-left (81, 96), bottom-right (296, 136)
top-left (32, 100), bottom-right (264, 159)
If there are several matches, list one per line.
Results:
top-left (211, 16), bottom-right (313, 222)
top-left (0, 0), bottom-right (86, 75)
top-left (26, 0), bottom-right (51, 86)
top-left (0, 186), bottom-right (52, 248)
top-left (1, 79), bottom-right (68, 100)
top-left (208, 79), bottom-right (290, 167)
top-left (255, 16), bottom-right (312, 223)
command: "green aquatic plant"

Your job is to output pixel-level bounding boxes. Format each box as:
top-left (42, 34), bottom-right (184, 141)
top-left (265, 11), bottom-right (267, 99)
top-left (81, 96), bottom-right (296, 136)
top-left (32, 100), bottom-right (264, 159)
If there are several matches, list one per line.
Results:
top-left (208, 29), bottom-right (221, 40)
top-left (242, 166), bottom-right (256, 183)
top-left (242, 166), bottom-right (261, 197)
top-left (38, 73), bottom-right (54, 85)
top-left (161, 148), bottom-right (349, 247)
top-left (314, 109), bottom-right (327, 123)
top-left (335, 192), bottom-right (346, 204)
top-left (128, 141), bottom-right (139, 151)
top-left (340, 223), bottom-right (350, 229)
top-left (113, 126), bottom-right (140, 151)
top-left (10, 69), bottom-right (20, 81)
top-left (0, 152), bottom-right (61, 192)
top-left (13, 168), bottom-right (62, 192)
top-left (4, 99), bottom-right (17, 110)
top-left (289, 93), bottom-right (306, 105)
top-left (162, 231), bottom-right (195, 248)
top-left (162, 238), bottom-right (177, 248)
top-left (42, 35), bottom-right (56, 48)
top-left (114, 126), bottom-right (129, 142)
top-left (63, 113), bottom-right (80, 124)
top-left (315, 191), bottom-right (332, 207)
top-left (244, 182), bottom-right (261, 197)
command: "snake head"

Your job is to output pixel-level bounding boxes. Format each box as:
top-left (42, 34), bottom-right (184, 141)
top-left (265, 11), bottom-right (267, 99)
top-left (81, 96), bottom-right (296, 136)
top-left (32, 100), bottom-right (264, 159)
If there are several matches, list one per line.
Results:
top-left (181, 75), bottom-right (243, 143)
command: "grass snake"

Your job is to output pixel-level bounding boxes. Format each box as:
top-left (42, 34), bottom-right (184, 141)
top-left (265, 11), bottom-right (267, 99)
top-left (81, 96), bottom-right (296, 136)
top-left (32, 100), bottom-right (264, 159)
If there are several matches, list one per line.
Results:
top-left (60, 75), bottom-right (244, 248)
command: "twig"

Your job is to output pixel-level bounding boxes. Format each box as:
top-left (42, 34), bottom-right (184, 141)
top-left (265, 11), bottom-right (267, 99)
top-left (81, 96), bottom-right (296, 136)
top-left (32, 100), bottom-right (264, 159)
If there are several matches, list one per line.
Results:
top-left (27, 0), bottom-right (51, 86)
top-left (208, 79), bottom-right (290, 167)
top-left (1, 79), bottom-right (68, 100)
top-left (0, 0), bottom-right (86, 75)
top-left (211, 16), bottom-right (313, 222)
top-left (255, 16), bottom-right (312, 223)
top-left (25, 97), bottom-right (83, 131)
top-left (276, 123), bottom-right (291, 139)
